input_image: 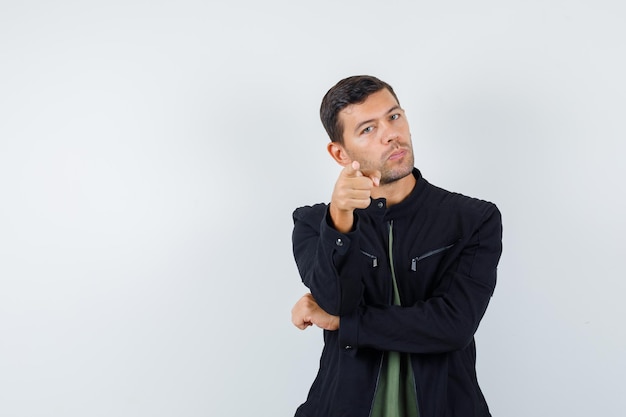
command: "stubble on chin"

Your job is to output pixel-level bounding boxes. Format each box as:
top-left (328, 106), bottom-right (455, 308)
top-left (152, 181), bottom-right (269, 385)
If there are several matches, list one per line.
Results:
top-left (379, 153), bottom-right (414, 185)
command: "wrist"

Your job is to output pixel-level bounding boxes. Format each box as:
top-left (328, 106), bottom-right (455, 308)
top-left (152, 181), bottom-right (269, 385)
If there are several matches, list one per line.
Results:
top-left (329, 204), bottom-right (354, 233)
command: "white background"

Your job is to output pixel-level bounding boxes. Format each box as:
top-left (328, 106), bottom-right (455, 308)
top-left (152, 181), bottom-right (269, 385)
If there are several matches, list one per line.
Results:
top-left (1, 1), bottom-right (624, 416)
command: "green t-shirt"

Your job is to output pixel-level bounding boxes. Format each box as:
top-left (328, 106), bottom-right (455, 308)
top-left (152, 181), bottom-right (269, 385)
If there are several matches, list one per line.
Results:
top-left (370, 350), bottom-right (418, 417)
top-left (370, 222), bottom-right (419, 417)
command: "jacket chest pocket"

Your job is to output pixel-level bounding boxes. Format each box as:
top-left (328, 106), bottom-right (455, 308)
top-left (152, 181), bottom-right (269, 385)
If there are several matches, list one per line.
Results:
top-left (360, 250), bottom-right (379, 268)
top-left (410, 241), bottom-right (457, 272)
top-left (360, 249), bottom-right (390, 304)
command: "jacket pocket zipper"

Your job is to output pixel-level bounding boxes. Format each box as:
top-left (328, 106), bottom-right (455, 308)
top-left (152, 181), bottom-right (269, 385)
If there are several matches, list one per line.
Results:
top-left (411, 242), bottom-right (456, 272)
top-left (360, 250), bottom-right (378, 268)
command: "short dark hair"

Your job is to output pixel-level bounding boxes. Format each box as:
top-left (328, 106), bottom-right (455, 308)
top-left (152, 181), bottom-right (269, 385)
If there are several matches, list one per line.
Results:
top-left (320, 75), bottom-right (400, 144)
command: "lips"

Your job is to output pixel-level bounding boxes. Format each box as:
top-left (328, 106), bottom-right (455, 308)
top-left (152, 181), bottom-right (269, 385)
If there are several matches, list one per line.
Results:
top-left (388, 149), bottom-right (407, 161)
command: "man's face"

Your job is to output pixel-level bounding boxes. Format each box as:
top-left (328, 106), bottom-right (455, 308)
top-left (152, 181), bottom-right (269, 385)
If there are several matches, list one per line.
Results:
top-left (338, 88), bottom-right (414, 185)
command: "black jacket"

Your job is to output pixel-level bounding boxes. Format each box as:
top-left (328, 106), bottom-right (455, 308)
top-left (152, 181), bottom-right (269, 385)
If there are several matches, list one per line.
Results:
top-left (292, 169), bottom-right (503, 417)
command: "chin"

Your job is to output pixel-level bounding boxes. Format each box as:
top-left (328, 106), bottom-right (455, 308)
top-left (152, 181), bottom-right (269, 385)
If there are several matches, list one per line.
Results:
top-left (380, 166), bottom-right (413, 185)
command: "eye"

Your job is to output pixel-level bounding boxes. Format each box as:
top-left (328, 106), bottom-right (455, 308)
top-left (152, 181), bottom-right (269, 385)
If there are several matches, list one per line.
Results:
top-left (390, 113), bottom-right (400, 121)
top-left (361, 126), bottom-right (374, 134)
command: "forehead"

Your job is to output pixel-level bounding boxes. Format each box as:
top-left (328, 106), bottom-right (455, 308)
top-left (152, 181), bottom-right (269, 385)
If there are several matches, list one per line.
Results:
top-left (339, 89), bottom-right (399, 125)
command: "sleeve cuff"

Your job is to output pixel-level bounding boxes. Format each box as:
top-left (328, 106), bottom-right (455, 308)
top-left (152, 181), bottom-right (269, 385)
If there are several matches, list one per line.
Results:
top-left (338, 308), bottom-right (359, 357)
top-left (320, 208), bottom-right (359, 256)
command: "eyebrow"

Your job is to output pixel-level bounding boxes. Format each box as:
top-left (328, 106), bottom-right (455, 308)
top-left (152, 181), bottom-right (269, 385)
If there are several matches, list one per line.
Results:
top-left (353, 105), bottom-right (402, 135)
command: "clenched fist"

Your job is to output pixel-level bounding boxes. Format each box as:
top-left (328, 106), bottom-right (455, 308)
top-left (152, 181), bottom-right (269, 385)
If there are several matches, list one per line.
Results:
top-left (291, 293), bottom-right (340, 331)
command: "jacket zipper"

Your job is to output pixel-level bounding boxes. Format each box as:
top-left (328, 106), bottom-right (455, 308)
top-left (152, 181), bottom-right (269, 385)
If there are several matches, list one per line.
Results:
top-left (388, 221), bottom-right (399, 305)
top-left (368, 222), bottom-right (395, 417)
top-left (360, 250), bottom-right (379, 268)
top-left (367, 354), bottom-right (385, 417)
top-left (411, 242), bottom-right (456, 272)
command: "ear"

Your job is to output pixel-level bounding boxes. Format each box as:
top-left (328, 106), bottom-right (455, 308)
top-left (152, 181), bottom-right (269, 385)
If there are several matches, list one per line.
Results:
top-left (327, 142), bottom-right (351, 166)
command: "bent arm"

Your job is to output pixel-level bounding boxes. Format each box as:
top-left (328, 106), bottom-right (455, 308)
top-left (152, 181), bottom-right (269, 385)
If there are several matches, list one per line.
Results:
top-left (339, 206), bottom-right (503, 354)
top-left (292, 204), bottom-right (364, 316)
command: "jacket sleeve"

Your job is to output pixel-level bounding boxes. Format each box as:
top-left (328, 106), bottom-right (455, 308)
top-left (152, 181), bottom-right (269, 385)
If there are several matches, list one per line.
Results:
top-left (292, 204), bottom-right (366, 316)
top-left (338, 204), bottom-right (503, 354)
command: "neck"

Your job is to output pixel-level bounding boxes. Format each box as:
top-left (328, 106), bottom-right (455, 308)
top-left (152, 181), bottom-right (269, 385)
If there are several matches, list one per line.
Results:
top-left (371, 172), bottom-right (417, 206)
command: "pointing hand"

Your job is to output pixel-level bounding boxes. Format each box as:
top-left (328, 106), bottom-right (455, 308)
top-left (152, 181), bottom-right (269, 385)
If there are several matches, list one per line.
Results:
top-left (329, 161), bottom-right (381, 232)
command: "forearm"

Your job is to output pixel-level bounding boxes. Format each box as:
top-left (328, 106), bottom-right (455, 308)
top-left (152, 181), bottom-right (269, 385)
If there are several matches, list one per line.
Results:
top-left (339, 271), bottom-right (495, 353)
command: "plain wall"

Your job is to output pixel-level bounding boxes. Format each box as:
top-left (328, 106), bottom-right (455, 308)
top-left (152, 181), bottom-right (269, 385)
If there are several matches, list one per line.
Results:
top-left (1, 1), bottom-right (624, 416)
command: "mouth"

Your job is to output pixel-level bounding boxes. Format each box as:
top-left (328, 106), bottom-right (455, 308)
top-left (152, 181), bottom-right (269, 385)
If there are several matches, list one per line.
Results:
top-left (387, 149), bottom-right (407, 161)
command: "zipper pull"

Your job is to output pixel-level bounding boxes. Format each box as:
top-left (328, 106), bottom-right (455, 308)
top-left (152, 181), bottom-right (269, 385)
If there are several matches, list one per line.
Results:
top-left (411, 258), bottom-right (417, 272)
top-left (360, 250), bottom-right (378, 268)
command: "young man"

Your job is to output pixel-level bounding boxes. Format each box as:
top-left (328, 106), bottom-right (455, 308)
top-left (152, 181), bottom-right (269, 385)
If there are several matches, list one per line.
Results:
top-left (290, 75), bottom-right (503, 417)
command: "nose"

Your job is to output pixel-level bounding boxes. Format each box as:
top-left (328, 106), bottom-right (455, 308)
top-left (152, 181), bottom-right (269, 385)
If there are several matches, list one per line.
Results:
top-left (380, 121), bottom-right (399, 143)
